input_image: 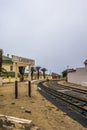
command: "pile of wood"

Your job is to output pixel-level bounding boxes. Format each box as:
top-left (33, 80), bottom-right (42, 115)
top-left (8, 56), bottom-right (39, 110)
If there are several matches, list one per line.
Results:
top-left (0, 114), bottom-right (40, 130)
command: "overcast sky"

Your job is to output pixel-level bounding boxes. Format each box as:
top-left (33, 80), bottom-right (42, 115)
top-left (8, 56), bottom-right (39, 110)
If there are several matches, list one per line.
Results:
top-left (0, 0), bottom-right (87, 74)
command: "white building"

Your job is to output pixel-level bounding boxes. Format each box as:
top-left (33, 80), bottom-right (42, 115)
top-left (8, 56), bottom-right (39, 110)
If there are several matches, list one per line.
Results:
top-left (67, 60), bottom-right (87, 86)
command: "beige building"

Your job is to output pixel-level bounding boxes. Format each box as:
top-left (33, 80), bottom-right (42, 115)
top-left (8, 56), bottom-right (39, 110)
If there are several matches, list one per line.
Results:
top-left (2, 55), bottom-right (35, 78)
top-left (2, 55), bottom-right (14, 71)
top-left (67, 60), bottom-right (87, 86)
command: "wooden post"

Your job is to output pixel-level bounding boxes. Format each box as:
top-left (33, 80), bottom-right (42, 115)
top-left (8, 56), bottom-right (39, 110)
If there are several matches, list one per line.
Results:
top-left (0, 49), bottom-right (2, 74)
top-left (28, 65), bottom-right (31, 97)
top-left (15, 80), bottom-right (18, 98)
top-left (28, 80), bottom-right (31, 97)
top-left (15, 62), bottom-right (18, 98)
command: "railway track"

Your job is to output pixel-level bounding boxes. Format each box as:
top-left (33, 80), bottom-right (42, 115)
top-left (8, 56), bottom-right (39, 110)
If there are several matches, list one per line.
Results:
top-left (47, 80), bottom-right (87, 95)
top-left (46, 80), bottom-right (87, 102)
top-left (38, 81), bottom-right (87, 118)
top-left (57, 84), bottom-right (87, 95)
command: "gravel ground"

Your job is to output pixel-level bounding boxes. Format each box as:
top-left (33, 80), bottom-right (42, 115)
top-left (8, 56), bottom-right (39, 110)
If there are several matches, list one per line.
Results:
top-left (0, 81), bottom-right (87, 130)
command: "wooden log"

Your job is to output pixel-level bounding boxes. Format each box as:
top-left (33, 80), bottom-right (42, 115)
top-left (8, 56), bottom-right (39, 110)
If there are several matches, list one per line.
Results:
top-left (0, 114), bottom-right (32, 124)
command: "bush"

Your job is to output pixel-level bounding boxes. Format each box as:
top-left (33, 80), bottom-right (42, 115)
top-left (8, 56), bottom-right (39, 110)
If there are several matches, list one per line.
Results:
top-left (1, 72), bottom-right (20, 77)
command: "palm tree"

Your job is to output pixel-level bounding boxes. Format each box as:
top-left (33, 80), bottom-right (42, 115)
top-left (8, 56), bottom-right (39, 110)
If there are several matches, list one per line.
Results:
top-left (19, 66), bottom-right (25, 81)
top-left (62, 69), bottom-right (68, 81)
top-left (41, 68), bottom-right (47, 79)
top-left (31, 67), bottom-right (36, 80)
top-left (62, 69), bottom-right (67, 78)
top-left (36, 66), bottom-right (41, 79)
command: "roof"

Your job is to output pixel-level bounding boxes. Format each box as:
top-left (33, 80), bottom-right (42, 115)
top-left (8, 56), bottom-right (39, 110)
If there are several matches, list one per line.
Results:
top-left (51, 72), bottom-right (59, 76)
top-left (84, 60), bottom-right (87, 64)
top-left (2, 55), bottom-right (13, 65)
top-left (67, 69), bottom-right (76, 73)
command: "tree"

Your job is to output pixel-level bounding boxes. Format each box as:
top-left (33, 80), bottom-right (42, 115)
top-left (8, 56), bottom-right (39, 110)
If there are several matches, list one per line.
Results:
top-left (36, 66), bottom-right (41, 79)
top-left (41, 68), bottom-right (47, 79)
top-left (31, 67), bottom-right (36, 80)
top-left (19, 66), bottom-right (25, 81)
top-left (0, 49), bottom-right (7, 76)
top-left (62, 69), bottom-right (67, 78)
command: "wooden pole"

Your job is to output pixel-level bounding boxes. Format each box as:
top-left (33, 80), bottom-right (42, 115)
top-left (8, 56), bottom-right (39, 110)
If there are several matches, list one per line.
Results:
top-left (15, 80), bottom-right (18, 98)
top-left (28, 80), bottom-right (31, 97)
top-left (28, 65), bottom-right (31, 97)
top-left (15, 62), bottom-right (18, 98)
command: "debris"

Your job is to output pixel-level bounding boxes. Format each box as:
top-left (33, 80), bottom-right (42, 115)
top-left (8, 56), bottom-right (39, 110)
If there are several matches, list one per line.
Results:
top-left (63, 113), bottom-right (67, 115)
top-left (11, 102), bottom-right (15, 105)
top-left (30, 126), bottom-right (40, 130)
top-left (0, 115), bottom-right (15, 129)
top-left (42, 98), bottom-right (45, 101)
top-left (0, 114), bottom-right (32, 124)
top-left (0, 114), bottom-right (40, 130)
top-left (56, 108), bottom-right (59, 111)
top-left (21, 106), bottom-right (25, 110)
top-left (25, 109), bottom-right (31, 113)
top-left (0, 94), bottom-right (4, 96)
top-left (30, 101), bottom-right (35, 103)
top-left (0, 118), bottom-right (3, 127)
top-left (25, 124), bottom-right (40, 130)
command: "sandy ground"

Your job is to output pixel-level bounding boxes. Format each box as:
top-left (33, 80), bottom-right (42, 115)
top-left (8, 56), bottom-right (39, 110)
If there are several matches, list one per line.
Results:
top-left (58, 80), bottom-right (87, 90)
top-left (0, 81), bottom-right (87, 130)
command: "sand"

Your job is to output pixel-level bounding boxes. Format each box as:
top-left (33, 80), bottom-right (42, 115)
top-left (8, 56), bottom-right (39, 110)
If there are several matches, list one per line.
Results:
top-left (0, 81), bottom-right (87, 130)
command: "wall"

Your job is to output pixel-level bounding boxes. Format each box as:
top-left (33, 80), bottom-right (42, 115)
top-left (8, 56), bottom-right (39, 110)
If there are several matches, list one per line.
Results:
top-left (3, 64), bottom-right (11, 72)
top-left (68, 65), bottom-right (87, 86)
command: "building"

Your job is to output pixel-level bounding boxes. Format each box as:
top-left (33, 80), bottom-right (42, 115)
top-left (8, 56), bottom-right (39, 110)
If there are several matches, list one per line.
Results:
top-left (51, 72), bottom-right (60, 79)
top-left (2, 55), bottom-right (14, 72)
top-left (67, 60), bottom-right (87, 86)
top-left (2, 55), bottom-right (35, 79)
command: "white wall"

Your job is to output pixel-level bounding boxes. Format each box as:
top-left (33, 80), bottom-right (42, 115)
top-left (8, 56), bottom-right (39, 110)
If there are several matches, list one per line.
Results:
top-left (68, 66), bottom-right (87, 86)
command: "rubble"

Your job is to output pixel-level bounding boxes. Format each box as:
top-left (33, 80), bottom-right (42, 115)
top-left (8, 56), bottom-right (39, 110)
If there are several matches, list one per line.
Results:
top-left (0, 114), bottom-right (39, 130)
top-left (25, 109), bottom-right (31, 114)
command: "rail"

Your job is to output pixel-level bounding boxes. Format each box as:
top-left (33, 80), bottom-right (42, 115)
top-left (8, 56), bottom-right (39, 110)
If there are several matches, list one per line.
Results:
top-left (38, 81), bottom-right (87, 118)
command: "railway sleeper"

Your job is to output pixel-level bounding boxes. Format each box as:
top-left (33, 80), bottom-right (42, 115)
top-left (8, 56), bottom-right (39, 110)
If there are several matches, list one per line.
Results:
top-left (71, 105), bottom-right (87, 117)
top-left (78, 103), bottom-right (87, 106)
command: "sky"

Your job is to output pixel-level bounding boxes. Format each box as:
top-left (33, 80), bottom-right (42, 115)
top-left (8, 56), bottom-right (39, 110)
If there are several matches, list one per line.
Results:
top-left (0, 0), bottom-right (87, 74)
